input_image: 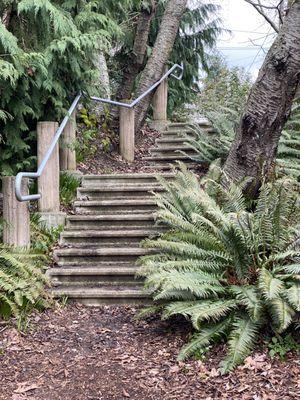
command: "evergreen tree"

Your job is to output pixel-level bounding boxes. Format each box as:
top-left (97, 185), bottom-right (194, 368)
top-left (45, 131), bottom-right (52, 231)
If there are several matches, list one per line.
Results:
top-left (0, 0), bottom-right (118, 175)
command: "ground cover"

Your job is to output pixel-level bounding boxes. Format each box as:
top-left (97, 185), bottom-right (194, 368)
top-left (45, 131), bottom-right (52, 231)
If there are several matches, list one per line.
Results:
top-left (0, 305), bottom-right (299, 400)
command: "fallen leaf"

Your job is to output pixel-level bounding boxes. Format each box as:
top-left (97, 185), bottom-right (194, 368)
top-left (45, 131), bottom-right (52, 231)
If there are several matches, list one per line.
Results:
top-left (14, 383), bottom-right (39, 394)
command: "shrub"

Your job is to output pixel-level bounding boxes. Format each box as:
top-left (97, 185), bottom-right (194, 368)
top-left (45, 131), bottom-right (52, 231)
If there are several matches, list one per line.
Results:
top-left (0, 245), bottom-right (52, 319)
top-left (196, 58), bottom-right (251, 117)
top-left (139, 164), bottom-right (300, 373)
top-left (267, 334), bottom-right (300, 360)
top-left (30, 213), bottom-right (62, 253)
top-left (59, 172), bottom-right (81, 206)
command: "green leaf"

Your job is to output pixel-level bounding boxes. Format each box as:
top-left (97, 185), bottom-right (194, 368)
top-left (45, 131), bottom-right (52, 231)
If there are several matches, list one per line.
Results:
top-left (220, 316), bottom-right (259, 373)
top-left (178, 318), bottom-right (230, 361)
top-left (259, 268), bottom-right (284, 300)
top-left (285, 283), bottom-right (300, 311)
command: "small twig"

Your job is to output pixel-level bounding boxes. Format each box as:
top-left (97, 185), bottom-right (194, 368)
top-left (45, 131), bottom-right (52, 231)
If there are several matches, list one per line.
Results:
top-left (244, 0), bottom-right (279, 32)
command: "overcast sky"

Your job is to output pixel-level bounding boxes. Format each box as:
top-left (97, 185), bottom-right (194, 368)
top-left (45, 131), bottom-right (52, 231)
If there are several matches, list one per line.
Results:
top-left (211, 0), bottom-right (277, 77)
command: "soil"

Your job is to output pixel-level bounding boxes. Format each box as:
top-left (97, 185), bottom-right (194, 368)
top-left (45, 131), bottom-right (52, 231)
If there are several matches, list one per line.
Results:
top-left (0, 305), bottom-right (299, 400)
top-left (77, 125), bottom-right (162, 175)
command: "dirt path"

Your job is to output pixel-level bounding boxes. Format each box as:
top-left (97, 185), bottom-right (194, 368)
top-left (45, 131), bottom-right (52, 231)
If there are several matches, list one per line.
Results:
top-left (0, 305), bottom-right (299, 400)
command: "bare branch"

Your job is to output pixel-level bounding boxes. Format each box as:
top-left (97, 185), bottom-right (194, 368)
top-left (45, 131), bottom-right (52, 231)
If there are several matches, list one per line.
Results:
top-left (244, 0), bottom-right (279, 32)
top-left (1, 8), bottom-right (12, 28)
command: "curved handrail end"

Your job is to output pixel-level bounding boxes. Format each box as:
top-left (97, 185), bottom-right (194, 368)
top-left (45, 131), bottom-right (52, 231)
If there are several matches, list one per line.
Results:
top-left (15, 172), bottom-right (41, 202)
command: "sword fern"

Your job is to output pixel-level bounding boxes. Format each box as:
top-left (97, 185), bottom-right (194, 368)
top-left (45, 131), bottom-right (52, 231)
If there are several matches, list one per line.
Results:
top-left (139, 165), bottom-right (300, 372)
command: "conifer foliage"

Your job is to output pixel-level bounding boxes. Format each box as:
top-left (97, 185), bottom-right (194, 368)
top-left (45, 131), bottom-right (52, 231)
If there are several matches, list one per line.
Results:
top-left (139, 164), bottom-right (300, 373)
top-left (0, 0), bottom-right (118, 175)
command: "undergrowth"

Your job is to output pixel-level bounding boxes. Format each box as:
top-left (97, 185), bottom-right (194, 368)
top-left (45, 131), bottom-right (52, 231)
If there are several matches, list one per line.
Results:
top-left (139, 164), bottom-right (300, 373)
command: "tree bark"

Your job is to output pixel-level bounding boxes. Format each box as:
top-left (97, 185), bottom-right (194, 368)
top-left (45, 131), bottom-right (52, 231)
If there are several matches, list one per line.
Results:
top-left (118, 1), bottom-right (156, 101)
top-left (97, 52), bottom-right (111, 99)
top-left (110, 1), bottom-right (156, 131)
top-left (93, 51), bottom-right (111, 116)
top-left (134, 0), bottom-right (188, 136)
top-left (223, 1), bottom-right (300, 197)
top-left (1, 7), bottom-right (12, 28)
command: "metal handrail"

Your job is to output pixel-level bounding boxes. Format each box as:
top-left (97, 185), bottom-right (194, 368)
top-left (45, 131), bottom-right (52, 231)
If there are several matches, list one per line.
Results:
top-left (15, 63), bottom-right (183, 202)
top-left (90, 63), bottom-right (183, 108)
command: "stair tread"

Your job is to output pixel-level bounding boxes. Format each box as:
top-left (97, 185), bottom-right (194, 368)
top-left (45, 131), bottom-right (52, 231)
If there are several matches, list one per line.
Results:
top-left (83, 172), bottom-right (175, 179)
top-left (156, 137), bottom-right (189, 143)
top-left (74, 199), bottom-right (156, 205)
top-left (78, 185), bottom-right (163, 192)
top-left (61, 229), bottom-right (161, 237)
top-left (143, 155), bottom-right (191, 161)
top-left (54, 247), bottom-right (152, 256)
top-left (52, 286), bottom-right (150, 298)
top-left (67, 214), bottom-right (155, 220)
top-left (47, 266), bottom-right (140, 275)
top-left (150, 145), bottom-right (192, 151)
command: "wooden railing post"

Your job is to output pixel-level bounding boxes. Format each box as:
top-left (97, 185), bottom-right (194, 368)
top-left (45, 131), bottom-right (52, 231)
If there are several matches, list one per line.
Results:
top-left (60, 110), bottom-right (77, 173)
top-left (153, 79), bottom-right (168, 121)
top-left (37, 121), bottom-right (66, 228)
top-left (3, 176), bottom-right (30, 247)
top-left (119, 105), bottom-right (135, 163)
top-left (150, 68), bottom-right (168, 131)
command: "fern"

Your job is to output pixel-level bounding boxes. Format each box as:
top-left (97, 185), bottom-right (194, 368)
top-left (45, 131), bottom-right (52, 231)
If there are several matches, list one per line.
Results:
top-left (0, 245), bottom-right (52, 319)
top-left (184, 104), bottom-right (300, 185)
top-left (139, 166), bottom-right (300, 372)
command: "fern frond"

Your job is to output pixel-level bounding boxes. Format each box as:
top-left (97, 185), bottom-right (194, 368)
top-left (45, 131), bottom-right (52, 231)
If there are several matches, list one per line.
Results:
top-left (270, 297), bottom-right (295, 332)
top-left (220, 316), bottom-right (259, 374)
top-left (163, 300), bottom-right (237, 329)
top-left (259, 268), bottom-right (284, 300)
top-left (285, 283), bottom-right (300, 311)
top-left (178, 317), bottom-right (231, 361)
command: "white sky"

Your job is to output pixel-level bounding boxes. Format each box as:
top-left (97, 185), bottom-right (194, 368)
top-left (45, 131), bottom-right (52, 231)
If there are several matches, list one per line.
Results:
top-left (211, 0), bottom-right (278, 77)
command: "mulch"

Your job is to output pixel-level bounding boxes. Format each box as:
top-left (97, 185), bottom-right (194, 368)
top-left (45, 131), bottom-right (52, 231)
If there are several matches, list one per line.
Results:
top-left (0, 305), bottom-right (299, 400)
top-left (77, 125), bottom-right (162, 175)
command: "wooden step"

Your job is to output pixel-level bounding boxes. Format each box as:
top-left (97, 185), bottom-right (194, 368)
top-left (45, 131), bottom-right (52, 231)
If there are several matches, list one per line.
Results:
top-left (82, 173), bottom-right (175, 187)
top-left (77, 185), bottom-right (163, 200)
top-left (74, 198), bottom-right (157, 214)
top-left (65, 213), bottom-right (157, 230)
top-left (48, 265), bottom-right (141, 285)
top-left (54, 247), bottom-right (153, 266)
top-left (51, 286), bottom-right (151, 306)
top-left (60, 229), bottom-right (162, 246)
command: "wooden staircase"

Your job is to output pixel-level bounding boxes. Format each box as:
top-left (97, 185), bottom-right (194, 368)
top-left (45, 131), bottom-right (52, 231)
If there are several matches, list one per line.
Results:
top-left (48, 121), bottom-right (210, 305)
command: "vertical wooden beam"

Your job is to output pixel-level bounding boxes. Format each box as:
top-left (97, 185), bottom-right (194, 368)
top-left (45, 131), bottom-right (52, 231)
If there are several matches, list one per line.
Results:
top-left (37, 121), bottom-right (60, 213)
top-left (37, 121), bottom-right (66, 228)
top-left (2, 176), bottom-right (30, 247)
top-left (60, 111), bottom-right (77, 172)
top-left (152, 77), bottom-right (168, 121)
top-left (119, 106), bottom-right (135, 163)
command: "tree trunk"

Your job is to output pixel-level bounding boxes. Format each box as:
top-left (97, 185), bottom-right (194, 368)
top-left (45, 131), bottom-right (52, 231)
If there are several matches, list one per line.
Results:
top-left (1, 7), bottom-right (12, 28)
top-left (118, 1), bottom-right (156, 101)
top-left (110, 1), bottom-right (156, 131)
top-left (97, 52), bottom-right (111, 99)
top-left (223, 1), bottom-right (300, 197)
top-left (134, 0), bottom-right (188, 136)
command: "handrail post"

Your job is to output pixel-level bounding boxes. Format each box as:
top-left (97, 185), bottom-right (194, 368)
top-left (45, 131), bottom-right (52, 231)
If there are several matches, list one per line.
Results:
top-left (37, 121), bottom-right (66, 228)
top-left (150, 67), bottom-right (169, 131)
top-left (119, 103), bottom-right (135, 163)
top-left (60, 110), bottom-right (77, 173)
top-left (3, 176), bottom-right (30, 247)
